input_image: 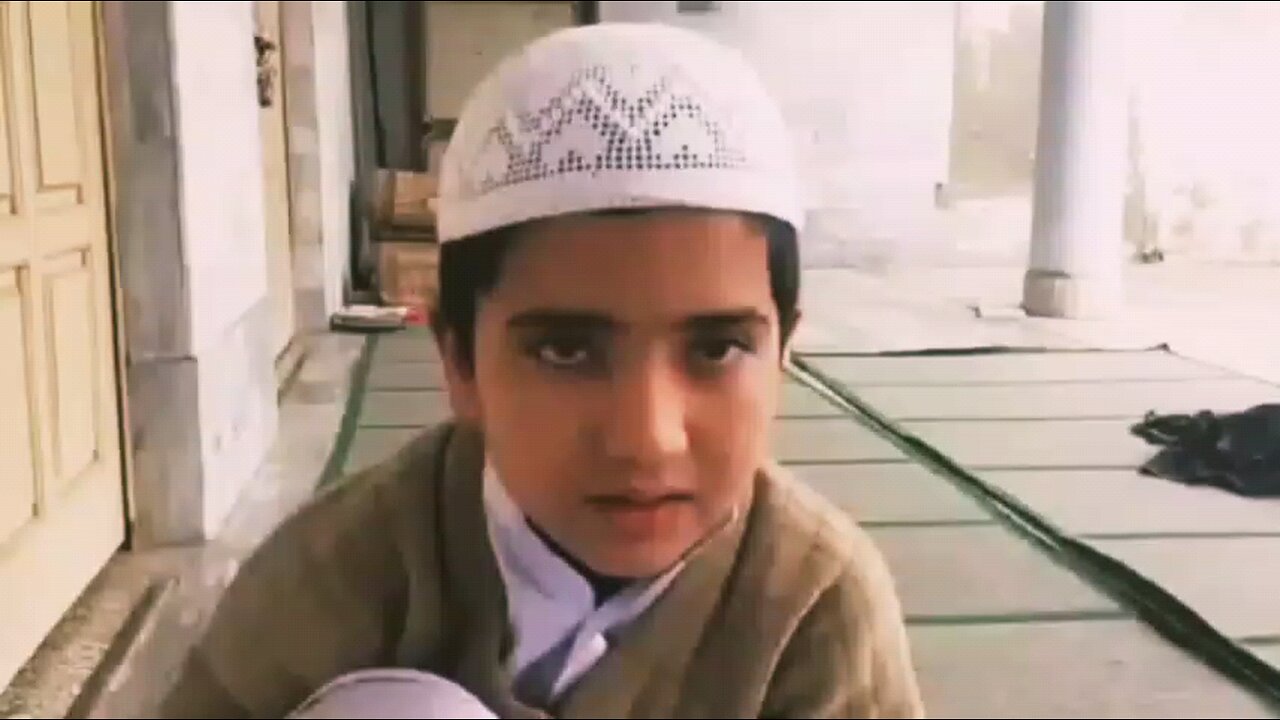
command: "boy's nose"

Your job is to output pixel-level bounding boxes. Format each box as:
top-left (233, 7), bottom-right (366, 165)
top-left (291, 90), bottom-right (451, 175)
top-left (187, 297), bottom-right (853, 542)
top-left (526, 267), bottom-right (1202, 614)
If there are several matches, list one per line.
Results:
top-left (602, 360), bottom-right (690, 466)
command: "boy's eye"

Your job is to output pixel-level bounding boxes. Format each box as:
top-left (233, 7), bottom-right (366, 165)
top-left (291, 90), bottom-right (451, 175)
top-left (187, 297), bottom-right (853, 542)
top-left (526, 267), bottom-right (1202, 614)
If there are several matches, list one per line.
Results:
top-left (530, 336), bottom-right (597, 368)
top-left (689, 337), bottom-right (752, 367)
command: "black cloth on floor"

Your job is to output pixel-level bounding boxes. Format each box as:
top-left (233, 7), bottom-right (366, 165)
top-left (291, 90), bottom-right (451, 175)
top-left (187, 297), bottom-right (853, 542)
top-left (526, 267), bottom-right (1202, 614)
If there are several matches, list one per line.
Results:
top-left (1130, 403), bottom-right (1280, 498)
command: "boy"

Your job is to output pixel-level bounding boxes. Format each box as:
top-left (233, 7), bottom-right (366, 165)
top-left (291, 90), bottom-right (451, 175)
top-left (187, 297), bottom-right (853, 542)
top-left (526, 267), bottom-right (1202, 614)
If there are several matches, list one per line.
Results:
top-left (161, 22), bottom-right (924, 719)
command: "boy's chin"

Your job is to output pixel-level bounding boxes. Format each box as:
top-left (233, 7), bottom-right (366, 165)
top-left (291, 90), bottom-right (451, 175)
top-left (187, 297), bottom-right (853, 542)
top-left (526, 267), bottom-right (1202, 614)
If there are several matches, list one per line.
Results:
top-left (582, 540), bottom-right (695, 580)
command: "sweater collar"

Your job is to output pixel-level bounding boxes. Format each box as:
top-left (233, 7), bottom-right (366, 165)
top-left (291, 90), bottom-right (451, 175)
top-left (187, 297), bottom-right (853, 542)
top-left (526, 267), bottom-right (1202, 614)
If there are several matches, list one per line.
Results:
top-left (481, 463), bottom-right (685, 699)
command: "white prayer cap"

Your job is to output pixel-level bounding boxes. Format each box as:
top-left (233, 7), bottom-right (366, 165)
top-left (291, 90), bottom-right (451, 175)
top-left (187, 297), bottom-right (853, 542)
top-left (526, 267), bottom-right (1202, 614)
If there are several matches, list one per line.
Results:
top-left (287, 668), bottom-right (497, 719)
top-left (436, 22), bottom-right (803, 243)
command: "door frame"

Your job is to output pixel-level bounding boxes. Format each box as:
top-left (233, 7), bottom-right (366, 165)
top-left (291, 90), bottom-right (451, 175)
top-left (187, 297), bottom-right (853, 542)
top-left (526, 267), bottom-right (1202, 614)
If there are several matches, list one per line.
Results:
top-left (92, 1), bottom-right (137, 544)
top-left (254, 0), bottom-right (302, 376)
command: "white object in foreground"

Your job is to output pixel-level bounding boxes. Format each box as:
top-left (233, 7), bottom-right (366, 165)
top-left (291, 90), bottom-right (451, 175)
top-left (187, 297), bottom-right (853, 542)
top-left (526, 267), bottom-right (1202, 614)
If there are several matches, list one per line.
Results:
top-left (288, 668), bottom-right (498, 719)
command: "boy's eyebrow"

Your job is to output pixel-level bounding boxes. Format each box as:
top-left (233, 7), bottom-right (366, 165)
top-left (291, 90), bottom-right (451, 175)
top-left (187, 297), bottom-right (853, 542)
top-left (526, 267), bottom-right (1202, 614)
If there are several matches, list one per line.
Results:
top-left (507, 310), bottom-right (618, 331)
top-left (506, 309), bottom-right (769, 332)
top-left (680, 309), bottom-right (770, 332)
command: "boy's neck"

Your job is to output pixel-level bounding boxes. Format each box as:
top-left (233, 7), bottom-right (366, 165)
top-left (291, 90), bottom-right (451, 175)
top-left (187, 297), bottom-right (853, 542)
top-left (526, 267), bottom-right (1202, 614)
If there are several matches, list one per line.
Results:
top-left (526, 518), bottom-right (632, 606)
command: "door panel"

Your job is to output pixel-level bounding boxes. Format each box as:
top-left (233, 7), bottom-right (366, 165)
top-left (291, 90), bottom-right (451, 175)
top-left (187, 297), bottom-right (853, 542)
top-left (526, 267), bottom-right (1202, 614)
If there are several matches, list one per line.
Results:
top-left (46, 250), bottom-right (99, 493)
top-left (28, 1), bottom-right (83, 201)
top-left (0, 268), bottom-right (36, 545)
top-left (0, 1), bottom-right (126, 688)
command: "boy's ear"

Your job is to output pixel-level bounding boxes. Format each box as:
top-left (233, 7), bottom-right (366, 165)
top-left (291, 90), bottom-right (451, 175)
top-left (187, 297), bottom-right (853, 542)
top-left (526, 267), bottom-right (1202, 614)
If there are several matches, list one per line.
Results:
top-left (781, 308), bottom-right (804, 367)
top-left (428, 311), bottom-right (451, 364)
top-left (432, 326), bottom-right (483, 423)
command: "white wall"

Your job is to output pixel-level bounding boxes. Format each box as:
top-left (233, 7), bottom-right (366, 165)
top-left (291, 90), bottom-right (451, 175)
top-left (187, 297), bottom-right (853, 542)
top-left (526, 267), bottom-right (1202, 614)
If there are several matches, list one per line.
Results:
top-left (171, 1), bottom-right (269, 347)
top-left (312, 1), bottom-right (356, 315)
top-left (598, 1), bottom-right (957, 266)
top-left (170, 1), bottom-right (279, 533)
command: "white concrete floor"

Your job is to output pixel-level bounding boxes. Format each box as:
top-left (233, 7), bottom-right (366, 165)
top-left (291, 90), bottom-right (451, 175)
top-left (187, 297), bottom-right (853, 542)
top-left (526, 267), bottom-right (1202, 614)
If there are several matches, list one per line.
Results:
top-left (797, 259), bottom-right (1280, 385)
top-left (793, 263), bottom-right (1280, 715)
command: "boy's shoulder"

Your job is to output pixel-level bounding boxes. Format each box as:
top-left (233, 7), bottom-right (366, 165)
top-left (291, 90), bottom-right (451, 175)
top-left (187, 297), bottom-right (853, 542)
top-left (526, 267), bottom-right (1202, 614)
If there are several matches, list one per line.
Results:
top-left (233, 421), bottom-right (462, 603)
top-left (735, 462), bottom-right (910, 648)
top-left (159, 423), bottom-right (467, 719)
top-left (723, 464), bottom-right (922, 717)
top-left (752, 461), bottom-right (894, 588)
top-left (303, 422), bottom-right (458, 533)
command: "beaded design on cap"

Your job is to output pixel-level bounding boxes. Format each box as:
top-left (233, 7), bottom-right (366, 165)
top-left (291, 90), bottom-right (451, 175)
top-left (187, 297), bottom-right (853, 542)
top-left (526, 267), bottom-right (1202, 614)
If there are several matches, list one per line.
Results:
top-left (438, 22), bottom-right (803, 243)
top-left (473, 63), bottom-right (749, 196)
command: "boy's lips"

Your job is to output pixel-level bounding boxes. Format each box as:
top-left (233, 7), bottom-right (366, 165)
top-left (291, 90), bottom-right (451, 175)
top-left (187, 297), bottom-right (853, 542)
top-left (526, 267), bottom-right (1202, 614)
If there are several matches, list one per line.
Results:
top-left (585, 493), bottom-right (694, 535)
top-left (585, 491), bottom-right (694, 508)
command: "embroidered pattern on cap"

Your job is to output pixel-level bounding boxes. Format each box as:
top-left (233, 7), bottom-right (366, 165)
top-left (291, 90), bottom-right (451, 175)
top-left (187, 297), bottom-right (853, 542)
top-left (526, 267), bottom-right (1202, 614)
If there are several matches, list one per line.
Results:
top-left (465, 63), bottom-right (750, 200)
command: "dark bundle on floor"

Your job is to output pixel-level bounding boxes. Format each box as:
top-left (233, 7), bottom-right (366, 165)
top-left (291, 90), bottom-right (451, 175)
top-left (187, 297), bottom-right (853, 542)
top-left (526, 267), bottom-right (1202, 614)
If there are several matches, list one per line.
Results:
top-left (1131, 404), bottom-right (1280, 498)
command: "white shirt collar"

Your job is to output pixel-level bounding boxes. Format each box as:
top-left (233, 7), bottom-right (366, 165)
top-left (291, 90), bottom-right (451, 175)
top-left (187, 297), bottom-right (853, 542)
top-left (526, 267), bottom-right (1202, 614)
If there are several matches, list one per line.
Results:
top-left (482, 464), bottom-right (685, 701)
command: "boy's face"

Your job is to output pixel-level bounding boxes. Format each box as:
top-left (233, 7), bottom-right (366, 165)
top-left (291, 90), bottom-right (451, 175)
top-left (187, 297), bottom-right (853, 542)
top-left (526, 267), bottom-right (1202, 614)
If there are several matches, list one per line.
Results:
top-left (441, 210), bottom-right (790, 579)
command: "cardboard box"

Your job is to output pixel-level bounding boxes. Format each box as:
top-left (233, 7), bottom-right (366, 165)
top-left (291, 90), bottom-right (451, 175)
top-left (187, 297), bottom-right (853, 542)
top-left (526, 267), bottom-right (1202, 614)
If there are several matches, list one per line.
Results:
top-left (378, 241), bottom-right (440, 317)
top-left (375, 169), bottom-right (438, 233)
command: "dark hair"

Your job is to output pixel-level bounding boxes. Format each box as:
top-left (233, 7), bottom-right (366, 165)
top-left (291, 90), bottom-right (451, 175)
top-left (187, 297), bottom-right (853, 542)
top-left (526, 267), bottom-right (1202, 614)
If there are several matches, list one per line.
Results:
top-left (432, 211), bottom-right (800, 373)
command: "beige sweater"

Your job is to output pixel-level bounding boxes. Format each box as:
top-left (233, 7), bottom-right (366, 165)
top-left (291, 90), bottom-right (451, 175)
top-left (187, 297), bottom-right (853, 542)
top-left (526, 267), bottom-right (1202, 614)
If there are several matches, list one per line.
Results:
top-left (160, 422), bottom-right (925, 719)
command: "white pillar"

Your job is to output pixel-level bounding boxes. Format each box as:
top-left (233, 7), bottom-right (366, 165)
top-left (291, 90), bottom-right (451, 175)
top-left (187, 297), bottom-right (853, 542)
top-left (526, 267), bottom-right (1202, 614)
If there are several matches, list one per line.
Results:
top-left (1023, 1), bottom-right (1129, 318)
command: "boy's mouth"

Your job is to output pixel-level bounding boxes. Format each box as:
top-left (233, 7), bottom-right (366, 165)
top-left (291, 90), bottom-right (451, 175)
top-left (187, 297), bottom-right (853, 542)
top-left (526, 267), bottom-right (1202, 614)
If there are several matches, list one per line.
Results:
top-left (585, 493), bottom-right (694, 535)
top-left (586, 492), bottom-right (694, 508)
top-left (586, 486), bottom-right (696, 509)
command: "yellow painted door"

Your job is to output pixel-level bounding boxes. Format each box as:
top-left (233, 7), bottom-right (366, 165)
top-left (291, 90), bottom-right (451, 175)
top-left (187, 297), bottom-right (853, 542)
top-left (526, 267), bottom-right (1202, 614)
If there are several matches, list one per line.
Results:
top-left (0, 1), bottom-right (126, 687)
top-left (256, 0), bottom-right (294, 358)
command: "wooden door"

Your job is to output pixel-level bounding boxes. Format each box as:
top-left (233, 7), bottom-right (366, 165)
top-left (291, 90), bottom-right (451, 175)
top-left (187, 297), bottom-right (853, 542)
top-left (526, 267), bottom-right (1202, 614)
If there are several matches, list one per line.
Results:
top-left (0, 1), bottom-right (126, 687)
top-left (256, 0), bottom-right (294, 358)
